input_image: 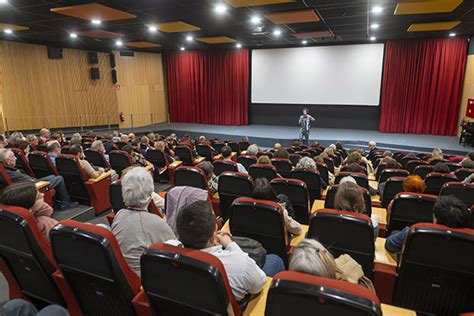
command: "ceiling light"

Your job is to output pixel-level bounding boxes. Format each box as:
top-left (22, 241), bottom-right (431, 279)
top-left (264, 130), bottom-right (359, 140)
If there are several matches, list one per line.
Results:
top-left (302, 40), bottom-right (307, 45)
top-left (370, 36), bottom-right (376, 41)
top-left (273, 29), bottom-right (282, 36)
top-left (370, 23), bottom-right (379, 29)
top-left (236, 43), bottom-right (242, 48)
top-left (186, 35), bottom-right (193, 41)
top-left (115, 40), bottom-right (123, 46)
top-left (4, 29), bottom-right (12, 34)
top-left (372, 6), bottom-right (383, 14)
top-left (70, 33), bottom-right (77, 38)
top-left (148, 26), bottom-right (157, 32)
top-left (180, 46), bottom-right (185, 51)
top-left (449, 32), bottom-right (456, 37)
top-left (251, 16), bottom-right (261, 24)
top-left (91, 19), bottom-right (102, 25)
top-left (0, 0), bottom-right (8, 4)
top-left (215, 3), bottom-right (227, 14)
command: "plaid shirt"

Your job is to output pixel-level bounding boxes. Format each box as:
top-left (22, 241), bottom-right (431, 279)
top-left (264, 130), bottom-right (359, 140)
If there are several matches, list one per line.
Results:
top-left (299, 114), bottom-right (315, 132)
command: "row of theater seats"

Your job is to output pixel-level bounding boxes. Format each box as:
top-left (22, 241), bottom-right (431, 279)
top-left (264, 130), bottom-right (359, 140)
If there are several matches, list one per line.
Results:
top-left (1, 198), bottom-right (473, 316)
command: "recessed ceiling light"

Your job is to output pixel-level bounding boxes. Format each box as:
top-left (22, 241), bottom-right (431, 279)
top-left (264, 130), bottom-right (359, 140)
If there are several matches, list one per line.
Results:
top-left (215, 3), bottom-right (227, 14)
top-left (370, 36), bottom-right (376, 41)
top-left (0, 0), bottom-right (8, 4)
top-left (186, 35), bottom-right (193, 41)
top-left (4, 29), bottom-right (12, 34)
top-left (273, 29), bottom-right (282, 36)
top-left (302, 40), bottom-right (308, 45)
top-left (370, 23), bottom-right (379, 29)
top-left (372, 6), bottom-right (383, 14)
top-left (180, 46), bottom-right (185, 51)
top-left (148, 26), bottom-right (157, 32)
top-left (449, 32), bottom-right (456, 37)
top-left (115, 40), bottom-right (123, 46)
top-left (236, 43), bottom-right (242, 48)
top-left (91, 19), bottom-right (102, 25)
top-left (251, 16), bottom-right (261, 24)
top-left (70, 33), bottom-right (77, 38)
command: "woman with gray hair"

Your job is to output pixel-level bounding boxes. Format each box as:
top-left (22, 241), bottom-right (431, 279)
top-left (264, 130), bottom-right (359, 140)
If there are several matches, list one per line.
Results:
top-left (246, 144), bottom-right (260, 156)
top-left (296, 156), bottom-right (316, 169)
top-left (111, 167), bottom-right (175, 276)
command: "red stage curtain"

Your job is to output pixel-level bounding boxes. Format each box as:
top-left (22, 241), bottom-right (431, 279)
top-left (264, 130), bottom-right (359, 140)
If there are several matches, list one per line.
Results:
top-left (165, 49), bottom-right (248, 126)
top-left (379, 38), bottom-right (468, 136)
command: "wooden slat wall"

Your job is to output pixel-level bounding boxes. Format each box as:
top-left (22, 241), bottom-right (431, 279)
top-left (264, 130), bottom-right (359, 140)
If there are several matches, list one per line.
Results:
top-left (114, 50), bottom-right (168, 129)
top-left (0, 40), bottom-right (167, 132)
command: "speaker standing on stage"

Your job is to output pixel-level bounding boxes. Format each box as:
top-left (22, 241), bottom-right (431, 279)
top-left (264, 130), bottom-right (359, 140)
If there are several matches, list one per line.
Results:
top-left (298, 108), bottom-right (315, 146)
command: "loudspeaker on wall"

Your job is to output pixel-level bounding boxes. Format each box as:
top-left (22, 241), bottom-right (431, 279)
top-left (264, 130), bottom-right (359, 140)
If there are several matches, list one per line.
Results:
top-left (90, 67), bottom-right (100, 80)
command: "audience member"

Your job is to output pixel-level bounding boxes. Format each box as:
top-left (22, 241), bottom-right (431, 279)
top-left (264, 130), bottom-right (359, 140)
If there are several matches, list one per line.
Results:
top-left (314, 154), bottom-right (335, 184)
top-left (256, 155), bottom-right (271, 165)
top-left (402, 175), bottom-right (426, 193)
top-left (0, 149), bottom-right (78, 211)
top-left (385, 196), bottom-right (470, 256)
top-left (39, 128), bottom-right (50, 144)
top-left (0, 182), bottom-right (58, 242)
top-left (290, 239), bottom-right (374, 290)
top-left (335, 182), bottom-right (378, 238)
top-left (297, 156), bottom-right (327, 189)
top-left (69, 145), bottom-right (118, 181)
top-left (252, 178), bottom-right (302, 235)
top-left (122, 145), bottom-right (154, 171)
top-left (246, 144), bottom-right (260, 157)
top-left (460, 152), bottom-right (474, 167)
top-left (367, 140), bottom-right (377, 161)
top-left (196, 161), bottom-right (218, 194)
top-left (154, 141), bottom-right (174, 162)
top-left (90, 140), bottom-right (110, 162)
top-left (273, 148), bottom-right (289, 160)
top-left (428, 148), bottom-right (444, 163)
top-left (111, 167), bottom-right (175, 276)
top-left (273, 143), bottom-right (282, 151)
top-left (222, 145), bottom-right (247, 173)
top-left (175, 200), bottom-right (284, 301)
top-left (46, 141), bottom-right (61, 167)
top-left (378, 158), bottom-right (401, 197)
top-left (0, 299), bottom-right (68, 316)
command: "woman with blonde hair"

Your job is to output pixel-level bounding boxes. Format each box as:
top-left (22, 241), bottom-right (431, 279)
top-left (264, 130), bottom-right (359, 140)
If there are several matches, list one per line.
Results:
top-left (256, 155), bottom-right (271, 165)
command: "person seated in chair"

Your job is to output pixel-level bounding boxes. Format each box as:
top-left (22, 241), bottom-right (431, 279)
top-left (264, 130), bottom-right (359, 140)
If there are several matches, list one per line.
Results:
top-left (46, 141), bottom-right (61, 167)
top-left (252, 178), bottom-right (302, 236)
top-left (273, 148), bottom-right (290, 160)
top-left (433, 162), bottom-right (450, 174)
top-left (175, 200), bottom-right (285, 302)
top-left (0, 149), bottom-right (79, 211)
top-left (290, 239), bottom-right (375, 291)
top-left (377, 158), bottom-right (401, 197)
top-left (222, 145), bottom-right (247, 174)
top-left (39, 128), bottom-right (50, 144)
top-left (297, 156), bottom-right (327, 189)
top-left (91, 140), bottom-right (110, 162)
top-left (366, 140), bottom-right (378, 161)
top-left (0, 182), bottom-right (59, 243)
top-left (26, 134), bottom-right (39, 151)
top-left (385, 196), bottom-right (470, 257)
top-left (154, 141), bottom-right (175, 162)
top-left (196, 161), bottom-right (218, 194)
top-left (122, 145), bottom-right (154, 171)
top-left (246, 144), bottom-right (260, 157)
top-left (111, 167), bottom-right (175, 276)
top-left (460, 152), bottom-right (474, 167)
top-left (69, 145), bottom-right (118, 181)
top-left (335, 181), bottom-right (378, 239)
top-left (0, 298), bottom-right (68, 316)
top-left (402, 175), bottom-right (425, 193)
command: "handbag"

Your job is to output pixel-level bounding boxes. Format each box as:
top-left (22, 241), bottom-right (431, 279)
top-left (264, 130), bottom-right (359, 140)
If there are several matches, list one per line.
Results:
top-left (232, 236), bottom-right (267, 268)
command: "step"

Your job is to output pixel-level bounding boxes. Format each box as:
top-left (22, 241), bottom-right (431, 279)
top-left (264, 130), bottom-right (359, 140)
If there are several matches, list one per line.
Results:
top-left (52, 205), bottom-right (96, 222)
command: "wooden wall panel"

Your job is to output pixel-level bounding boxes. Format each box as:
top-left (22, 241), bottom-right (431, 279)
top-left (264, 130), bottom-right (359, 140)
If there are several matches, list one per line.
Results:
top-left (114, 51), bottom-right (167, 128)
top-left (458, 55), bottom-right (474, 135)
top-left (0, 42), bottom-right (5, 131)
top-left (0, 41), bottom-right (119, 131)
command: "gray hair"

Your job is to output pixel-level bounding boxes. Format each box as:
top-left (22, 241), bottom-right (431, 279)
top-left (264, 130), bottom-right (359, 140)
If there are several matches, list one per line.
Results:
top-left (121, 167), bottom-right (154, 209)
top-left (71, 133), bottom-right (82, 141)
top-left (91, 140), bottom-right (103, 151)
top-left (296, 156), bottom-right (316, 169)
top-left (339, 176), bottom-right (357, 185)
top-left (289, 239), bottom-right (337, 278)
top-left (368, 141), bottom-right (376, 147)
top-left (246, 144), bottom-right (260, 156)
top-left (26, 134), bottom-right (37, 142)
top-left (0, 149), bottom-right (13, 163)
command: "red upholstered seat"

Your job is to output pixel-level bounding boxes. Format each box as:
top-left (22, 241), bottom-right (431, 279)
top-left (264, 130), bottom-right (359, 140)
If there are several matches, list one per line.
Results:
top-left (109, 150), bottom-right (133, 177)
top-left (271, 158), bottom-right (293, 178)
top-left (324, 184), bottom-right (372, 217)
top-left (265, 271), bottom-right (381, 315)
top-left (378, 168), bottom-right (409, 184)
top-left (173, 166), bottom-right (209, 191)
top-left (50, 220), bottom-right (141, 316)
top-left (136, 242), bottom-right (242, 316)
top-left (237, 155), bottom-right (257, 171)
top-left (308, 209), bottom-right (375, 278)
top-left (213, 160), bottom-right (238, 176)
top-left (440, 182), bottom-right (474, 208)
top-left (11, 148), bottom-right (35, 177)
top-left (424, 172), bottom-right (459, 195)
top-left (0, 205), bottom-right (66, 307)
top-left (381, 177), bottom-right (405, 208)
top-left (335, 172), bottom-right (369, 190)
top-left (249, 163), bottom-right (278, 182)
top-left (29, 151), bottom-right (59, 178)
top-left (84, 149), bottom-right (110, 169)
top-left (290, 167), bottom-right (323, 203)
top-left (56, 154), bottom-right (111, 215)
top-left (271, 178), bottom-right (310, 225)
top-left (218, 171), bottom-right (254, 221)
top-left (393, 223), bottom-right (474, 315)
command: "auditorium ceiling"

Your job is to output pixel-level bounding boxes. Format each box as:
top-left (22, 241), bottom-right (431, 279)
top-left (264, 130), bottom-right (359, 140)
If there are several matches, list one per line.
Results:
top-left (0, 0), bottom-right (472, 52)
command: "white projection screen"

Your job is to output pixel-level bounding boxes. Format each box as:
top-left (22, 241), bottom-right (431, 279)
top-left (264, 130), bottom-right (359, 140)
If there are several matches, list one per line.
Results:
top-left (251, 43), bottom-right (385, 106)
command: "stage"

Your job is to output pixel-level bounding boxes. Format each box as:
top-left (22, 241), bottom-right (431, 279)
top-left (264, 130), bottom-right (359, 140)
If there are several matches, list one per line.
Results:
top-left (122, 123), bottom-right (470, 156)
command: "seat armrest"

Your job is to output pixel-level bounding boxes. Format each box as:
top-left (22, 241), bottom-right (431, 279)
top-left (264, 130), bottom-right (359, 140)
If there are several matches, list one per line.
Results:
top-left (35, 181), bottom-right (50, 190)
top-left (132, 290), bottom-right (152, 316)
top-left (213, 154), bottom-right (223, 160)
top-left (240, 151), bottom-right (247, 155)
top-left (87, 171), bottom-right (112, 183)
top-left (168, 161), bottom-right (183, 169)
top-left (193, 156), bottom-right (206, 164)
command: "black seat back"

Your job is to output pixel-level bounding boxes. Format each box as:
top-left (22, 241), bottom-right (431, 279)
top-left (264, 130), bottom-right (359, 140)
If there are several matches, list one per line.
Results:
top-left (308, 209), bottom-right (375, 278)
top-left (50, 220), bottom-right (140, 316)
top-left (271, 159), bottom-right (293, 178)
top-left (440, 182), bottom-right (474, 207)
top-left (406, 160), bottom-right (428, 174)
top-left (381, 177), bottom-right (405, 208)
top-left (218, 172), bottom-right (253, 221)
top-left (230, 198), bottom-right (288, 265)
top-left (424, 173), bottom-right (458, 195)
top-left (84, 149), bottom-right (109, 169)
top-left (454, 168), bottom-right (474, 181)
top-left (28, 151), bottom-right (57, 178)
top-left (145, 149), bottom-right (168, 168)
top-left (196, 144), bottom-right (213, 161)
top-left (228, 142), bottom-right (241, 155)
top-left (237, 155), bottom-right (257, 172)
top-left (393, 224), bottom-right (474, 315)
top-left (316, 162), bottom-right (330, 184)
top-left (324, 185), bottom-right (372, 217)
top-left (213, 160), bottom-right (238, 176)
top-left (290, 168), bottom-right (322, 203)
top-left (56, 155), bottom-right (90, 205)
top-left (271, 178), bottom-right (310, 225)
top-left (109, 150), bottom-right (132, 177)
top-left (335, 172), bottom-right (369, 190)
top-left (11, 148), bottom-right (35, 177)
top-left (174, 146), bottom-right (194, 166)
top-left (387, 193), bottom-right (437, 234)
top-left (0, 206), bottom-right (64, 306)
top-left (239, 141), bottom-right (250, 151)
top-left (289, 154), bottom-right (302, 167)
top-left (249, 164), bottom-right (278, 182)
top-left (414, 165), bottom-right (434, 179)
top-left (173, 167), bottom-right (208, 191)
top-left (379, 169), bottom-right (409, 184)
top-left (109, 181), bottom-right (126, 212)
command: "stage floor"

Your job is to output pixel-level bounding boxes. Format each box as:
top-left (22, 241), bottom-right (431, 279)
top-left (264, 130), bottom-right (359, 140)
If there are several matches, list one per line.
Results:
top-left (123, 122), bottom-right (470, 155)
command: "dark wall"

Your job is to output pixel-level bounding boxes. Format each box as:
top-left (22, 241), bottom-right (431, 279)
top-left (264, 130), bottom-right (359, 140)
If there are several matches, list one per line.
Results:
top-left (249, 103), bottom-right (380, 130)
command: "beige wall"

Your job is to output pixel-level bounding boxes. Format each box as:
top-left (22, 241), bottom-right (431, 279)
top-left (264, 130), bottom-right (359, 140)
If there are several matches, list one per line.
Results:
top-left (0, 40), bottom-right (167, 132)
top-left (458, 54), bottom-right (474, 135)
